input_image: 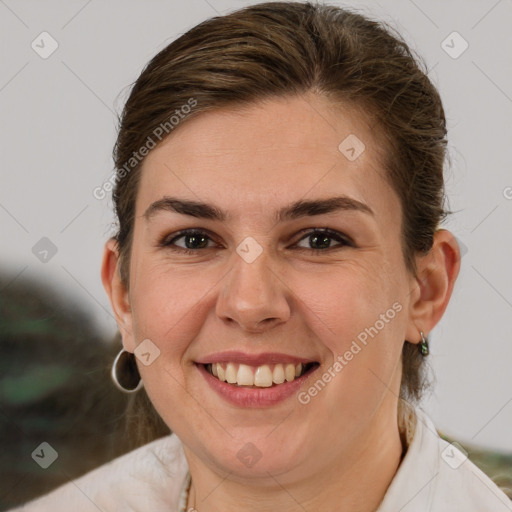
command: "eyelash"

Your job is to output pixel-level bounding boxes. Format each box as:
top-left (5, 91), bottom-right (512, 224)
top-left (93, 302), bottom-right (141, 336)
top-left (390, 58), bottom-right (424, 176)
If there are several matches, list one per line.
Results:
top-left (159, 228), bottom-right (353, 255)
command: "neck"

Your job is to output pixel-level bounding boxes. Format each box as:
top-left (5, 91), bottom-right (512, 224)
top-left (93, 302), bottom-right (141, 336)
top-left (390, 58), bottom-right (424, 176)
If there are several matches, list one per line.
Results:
top-left (184, 398), bottom-right (405, 512)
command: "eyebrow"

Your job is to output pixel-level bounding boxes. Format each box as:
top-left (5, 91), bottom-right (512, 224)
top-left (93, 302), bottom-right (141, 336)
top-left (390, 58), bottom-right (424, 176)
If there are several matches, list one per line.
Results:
top-left (143, 195), bottom-right (374, 223)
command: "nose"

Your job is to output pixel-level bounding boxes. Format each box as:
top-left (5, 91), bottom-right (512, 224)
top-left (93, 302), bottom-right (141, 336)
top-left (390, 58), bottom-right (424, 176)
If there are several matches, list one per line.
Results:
top-left (216, 248), bottom-right (291, 333)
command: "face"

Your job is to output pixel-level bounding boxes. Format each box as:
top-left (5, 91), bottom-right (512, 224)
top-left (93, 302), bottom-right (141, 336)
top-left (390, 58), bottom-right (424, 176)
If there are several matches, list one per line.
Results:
top-left (114, 94), bottom-right (423, 481)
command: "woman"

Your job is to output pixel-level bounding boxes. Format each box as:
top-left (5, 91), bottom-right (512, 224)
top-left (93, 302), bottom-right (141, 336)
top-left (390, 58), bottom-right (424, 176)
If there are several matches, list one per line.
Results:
top-left (13, 2), bottom-right (512, 511)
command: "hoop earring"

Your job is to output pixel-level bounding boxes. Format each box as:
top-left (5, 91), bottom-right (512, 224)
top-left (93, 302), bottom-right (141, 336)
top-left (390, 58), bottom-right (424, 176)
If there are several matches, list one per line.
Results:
top-left (111, 348), bottom-right (143, 393)
top-left (419, 331), bottom-right (429, 356)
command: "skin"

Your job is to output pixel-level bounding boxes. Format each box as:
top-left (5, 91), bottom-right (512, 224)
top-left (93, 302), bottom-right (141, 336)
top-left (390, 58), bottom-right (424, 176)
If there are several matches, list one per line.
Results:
top-left (102, 93), bottom-right (460, 512)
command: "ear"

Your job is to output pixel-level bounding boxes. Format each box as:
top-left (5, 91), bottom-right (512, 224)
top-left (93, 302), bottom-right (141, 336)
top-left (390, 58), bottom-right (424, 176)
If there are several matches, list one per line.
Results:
top-left (101, 238), bottom-right (136, 352)
top-left (405, 229), bottom-right (461, 344)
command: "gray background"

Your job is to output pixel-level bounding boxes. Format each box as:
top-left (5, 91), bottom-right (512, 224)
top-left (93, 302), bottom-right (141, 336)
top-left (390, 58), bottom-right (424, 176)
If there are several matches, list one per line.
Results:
top-left (1, 0), bottom-right (511, 450)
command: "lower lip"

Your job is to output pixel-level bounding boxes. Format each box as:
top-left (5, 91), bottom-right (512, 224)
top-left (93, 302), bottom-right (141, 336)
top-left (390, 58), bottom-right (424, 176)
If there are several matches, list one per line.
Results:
top-left (196, 363), bottom-right (317, 408)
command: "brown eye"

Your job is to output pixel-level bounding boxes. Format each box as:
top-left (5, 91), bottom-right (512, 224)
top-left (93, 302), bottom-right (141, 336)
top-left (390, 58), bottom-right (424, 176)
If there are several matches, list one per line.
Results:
top-left (161, 229), bottom-right (216, 253)
top-left (294, 229), bottom-right (352, 252)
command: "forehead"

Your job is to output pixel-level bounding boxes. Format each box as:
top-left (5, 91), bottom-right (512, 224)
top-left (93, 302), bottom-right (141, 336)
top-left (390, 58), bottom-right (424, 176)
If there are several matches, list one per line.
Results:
top-left (136, 94), bottom-right (397, 223)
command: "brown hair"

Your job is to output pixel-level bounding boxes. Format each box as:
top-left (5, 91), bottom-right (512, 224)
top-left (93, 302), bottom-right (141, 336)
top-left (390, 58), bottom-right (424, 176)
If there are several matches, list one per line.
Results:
top-left (112, 1), bottom-right (448, 407)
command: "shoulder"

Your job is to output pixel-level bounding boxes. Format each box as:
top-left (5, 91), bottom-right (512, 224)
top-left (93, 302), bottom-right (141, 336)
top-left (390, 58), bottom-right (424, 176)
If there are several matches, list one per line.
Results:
top-left (378, 403), bottom-right (512, 512)
top-left (433, 433), bottom-right (512, 511)
top-left (9, 433), bottom-right (189, 512)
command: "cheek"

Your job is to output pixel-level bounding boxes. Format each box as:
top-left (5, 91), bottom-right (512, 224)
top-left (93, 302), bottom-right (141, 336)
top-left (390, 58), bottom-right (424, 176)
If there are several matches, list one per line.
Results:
top-left (296, 263), bottom-right (406, 398)
top-left (129, 262), bottom-right (209, 360)
top-left (298, 261), bottom-right (402, 342)
top-left (129, 264), bottom-right (205, 428)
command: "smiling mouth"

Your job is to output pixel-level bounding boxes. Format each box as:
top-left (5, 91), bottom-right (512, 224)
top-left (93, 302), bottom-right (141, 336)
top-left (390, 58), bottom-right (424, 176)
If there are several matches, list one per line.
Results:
top-left (203, 362), bottom-right (319, 388)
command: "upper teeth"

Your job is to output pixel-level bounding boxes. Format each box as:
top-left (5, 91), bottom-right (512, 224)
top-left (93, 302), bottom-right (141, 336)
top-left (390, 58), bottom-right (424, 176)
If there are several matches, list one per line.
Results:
top-left (209, 362), bottom-right (304, 387)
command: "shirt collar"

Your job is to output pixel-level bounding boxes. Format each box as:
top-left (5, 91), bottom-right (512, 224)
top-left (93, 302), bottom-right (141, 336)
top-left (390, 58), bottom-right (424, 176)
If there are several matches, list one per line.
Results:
top-left (376, 399), bottom-right (441, 511)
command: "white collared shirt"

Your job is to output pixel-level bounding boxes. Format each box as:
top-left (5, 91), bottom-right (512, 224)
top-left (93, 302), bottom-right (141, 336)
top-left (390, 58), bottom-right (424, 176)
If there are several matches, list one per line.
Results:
top-left (378, 402), bottom-right (512, 511)
top-left (11, 404), bottom-right (512, 511)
